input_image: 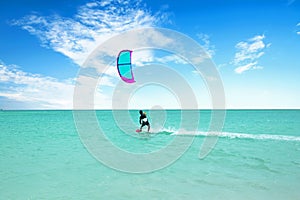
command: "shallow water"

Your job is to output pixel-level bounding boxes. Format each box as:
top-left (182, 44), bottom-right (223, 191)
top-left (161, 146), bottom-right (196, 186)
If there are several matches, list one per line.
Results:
top-left (1, 110), bottom-right (299, 199)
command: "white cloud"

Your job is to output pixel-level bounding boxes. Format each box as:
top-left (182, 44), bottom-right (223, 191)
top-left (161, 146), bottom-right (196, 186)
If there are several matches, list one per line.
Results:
top-left (155, 54), bottom-right (188, 65)
top-left (233, 34), bottom-right (270, 74)
top-left (12, 0), bottom-right (165, 66)
top-left (196, 33), bottom-right (215, 58)
top-left (234, 62), bottom-right (260, 74)
top-left (132, 50), bottom-right (155, 67)
top-left (0, 62), bottom-right (74, 109)
top-left (0, 61), bottom-right (118, 109)
top-left (5, 0), bottom-right (172, 109)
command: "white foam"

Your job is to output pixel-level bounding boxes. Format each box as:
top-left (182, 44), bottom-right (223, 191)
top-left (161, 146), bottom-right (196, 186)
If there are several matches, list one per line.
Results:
top-left (170, 130), bottom-right (300, 142)
top-left (151, 127), bottom-right (178, 134)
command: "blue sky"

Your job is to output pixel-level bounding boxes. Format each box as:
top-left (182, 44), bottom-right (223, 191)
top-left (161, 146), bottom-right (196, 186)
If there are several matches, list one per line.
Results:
top-left (0, 0), bottom-right (299, 109)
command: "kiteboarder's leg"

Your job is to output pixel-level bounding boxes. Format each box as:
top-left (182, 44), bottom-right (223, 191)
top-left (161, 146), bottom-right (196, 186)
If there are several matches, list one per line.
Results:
top-left (140, 122), bottom-right (145, 131)
top-left (144, 121), bottom-right (150, 132)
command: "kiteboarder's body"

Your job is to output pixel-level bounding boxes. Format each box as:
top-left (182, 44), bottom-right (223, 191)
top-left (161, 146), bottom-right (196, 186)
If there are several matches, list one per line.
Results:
top-left (139, 110), bottom-right (150, 132)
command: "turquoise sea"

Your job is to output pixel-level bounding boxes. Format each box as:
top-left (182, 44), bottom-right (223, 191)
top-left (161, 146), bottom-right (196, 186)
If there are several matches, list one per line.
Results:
top-left (1, 110), bottom-right (300, 199)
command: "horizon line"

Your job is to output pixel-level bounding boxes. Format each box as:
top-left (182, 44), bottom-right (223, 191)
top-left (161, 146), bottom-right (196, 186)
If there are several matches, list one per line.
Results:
top-left (1, 108), bottom-right (300, 111)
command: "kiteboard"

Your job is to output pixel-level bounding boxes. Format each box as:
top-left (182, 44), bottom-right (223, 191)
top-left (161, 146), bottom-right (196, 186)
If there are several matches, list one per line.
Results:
top-left (136, 129), bottom-right (141, 133)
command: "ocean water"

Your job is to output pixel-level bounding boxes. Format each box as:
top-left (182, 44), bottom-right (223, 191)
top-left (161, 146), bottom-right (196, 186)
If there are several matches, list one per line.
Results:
top-left (1, 110), bottom-right (300, 199)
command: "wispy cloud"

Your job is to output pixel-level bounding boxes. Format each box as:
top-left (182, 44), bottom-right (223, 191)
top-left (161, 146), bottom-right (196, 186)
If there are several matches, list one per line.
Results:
top-left (0, 60), bottom-right (123, 109)
top-left (233, 35), bottom-right (270, 74)
top-left (11, 0), bottom-right (165, 65)
top-left (234, 62), bottom-right (263, 74)
top-left (5, 0), bottom-right (170, 109)
top-left (297, 22), bottom-right (300, 35)
top-left (155, 54), bottom-right (188, 65)
top-left (196, 33), bottom-right (215, 58)
top-left (0, 61), bottom-right (74, 109)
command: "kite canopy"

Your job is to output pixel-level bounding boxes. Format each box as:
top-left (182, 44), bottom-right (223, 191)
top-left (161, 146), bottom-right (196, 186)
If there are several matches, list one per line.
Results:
top-left (117, 50), bottom-right (135, 83)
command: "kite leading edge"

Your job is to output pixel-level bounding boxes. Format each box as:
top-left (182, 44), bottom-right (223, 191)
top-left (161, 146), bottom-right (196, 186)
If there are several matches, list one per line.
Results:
top-left (117, 50), bottom-right (135, 83)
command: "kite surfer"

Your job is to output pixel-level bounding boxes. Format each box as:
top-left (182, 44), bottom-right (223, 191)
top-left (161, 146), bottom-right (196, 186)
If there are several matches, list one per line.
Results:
top-left (139, 110), bottom-right (150, 132)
